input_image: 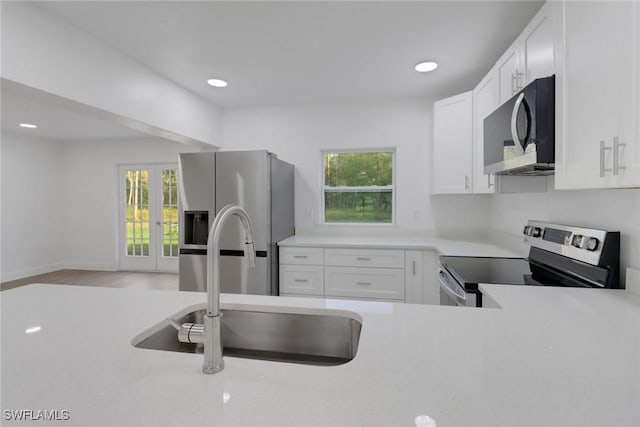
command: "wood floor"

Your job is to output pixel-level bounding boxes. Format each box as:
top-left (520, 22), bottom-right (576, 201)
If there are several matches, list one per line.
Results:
top-left (0, 270), bottom-right (178, 292)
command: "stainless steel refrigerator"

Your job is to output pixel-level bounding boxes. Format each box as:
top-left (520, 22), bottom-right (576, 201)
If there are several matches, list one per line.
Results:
top-left (178, 150), bottom-right (295, 295)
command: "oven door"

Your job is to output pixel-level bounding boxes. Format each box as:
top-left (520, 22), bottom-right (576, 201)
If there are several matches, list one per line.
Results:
top-left (438, 267), bottom-right (476, 307)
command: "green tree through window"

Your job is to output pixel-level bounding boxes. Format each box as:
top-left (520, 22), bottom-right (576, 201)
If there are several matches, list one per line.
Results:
top-left (322, 150), bottom-right (394, 223)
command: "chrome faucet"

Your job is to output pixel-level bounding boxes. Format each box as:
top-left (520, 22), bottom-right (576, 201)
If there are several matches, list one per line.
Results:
top-left (178, 204), bottom-right (256, 374)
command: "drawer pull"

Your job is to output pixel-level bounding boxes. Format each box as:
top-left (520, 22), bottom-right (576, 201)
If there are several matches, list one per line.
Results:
top-left (293, 255), bottom-right (308, 259)
top-left (356, 257), bottom-right (371, 261)
top-left (356, 281), bottom-right (371, 286)
top-left (294, 279), bottom-right (309, 283)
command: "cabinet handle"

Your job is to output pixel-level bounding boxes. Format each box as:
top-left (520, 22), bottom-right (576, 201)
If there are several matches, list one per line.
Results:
top-left (356, 282), bottom-right (371, 286)
top-left (600, 140), bottom-right (612, 177)
top-left (488, 174), bottom-right (494, 188)
top-left (515, 70), bottom-right (524, 92)
top-left (464, 175), bottom-right (470, 190)
top-left (412, 260), bottom-right (416, 276)
top-left (613, 136), bottom-right (626, 175)
top-left (356, 257), bottom-right (371, 261)
top-left (293, 255), bottom-right (308, 259)
top-left (511, 72), bottom-right (516, 95)
top-left (294, 279), bottom-right (309, 283)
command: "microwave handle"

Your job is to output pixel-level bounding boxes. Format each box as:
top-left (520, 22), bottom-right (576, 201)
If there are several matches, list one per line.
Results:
top-left (510, 92), bottom-right (526, 155)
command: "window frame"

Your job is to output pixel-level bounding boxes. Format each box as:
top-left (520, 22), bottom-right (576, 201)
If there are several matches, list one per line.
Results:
top-left (320, 147), bottom-right (396, 225)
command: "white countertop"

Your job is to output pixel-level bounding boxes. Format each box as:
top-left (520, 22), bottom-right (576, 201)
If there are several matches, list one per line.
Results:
top-left (2, 284), bottom-right (639, 426)
top-left (278, 235), bottom-right (521, 258)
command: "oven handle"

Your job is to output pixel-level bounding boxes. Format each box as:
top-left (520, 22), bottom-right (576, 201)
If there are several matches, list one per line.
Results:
top-left (438, 268), bottom-right (468, 305)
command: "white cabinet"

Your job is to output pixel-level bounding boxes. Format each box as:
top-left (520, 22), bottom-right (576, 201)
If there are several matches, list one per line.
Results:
top-left (279, 246), bottom-right (435, 303)
top-left (554, 0), bottom-right (640, 189)
top-left (521, 2), bottom-right (555, 85)
top-left (497, 2), bottom-right (554, 104)
top-left (404, 251), bottom-right (423, 304)
top-left (472, 68), bottom-right (499, 194)
top-left (432, 91), bottom-right (473, 194)
top-left (279, 247), bottom-right (324, 297)
top-left (324, 248), bottom-right (405, 302)
top-left (496, 46), bottom-right (523, 105)
top-left (324, 266), bottom-right (405, 301)
top-left (421, 250), bottom-right (439, 305)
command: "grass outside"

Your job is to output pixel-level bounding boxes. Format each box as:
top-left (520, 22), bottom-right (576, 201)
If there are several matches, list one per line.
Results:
top-left (126, 222), bottom-right (178, 256)
top-left (324, 208), bottom-right (392, 223)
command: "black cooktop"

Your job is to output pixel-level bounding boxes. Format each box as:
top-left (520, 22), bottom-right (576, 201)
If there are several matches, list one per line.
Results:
top-left (440, 250), bottom-right (610, 291)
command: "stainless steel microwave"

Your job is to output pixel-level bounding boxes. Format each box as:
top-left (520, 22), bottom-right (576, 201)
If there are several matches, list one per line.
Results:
top-left (484, 75), bottom-right (555, 175)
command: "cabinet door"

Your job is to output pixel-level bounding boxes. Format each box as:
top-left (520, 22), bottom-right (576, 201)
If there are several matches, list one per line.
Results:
top-left (497, 48), bottom-right (522, 105)
top-left (615, 1), bottom-right (640, 187)
top-left (522, 2), bottom-right (554, 84)
top-left (432, 91), bottom-right (473, 194)
top-left (472, 68), bottom-right (499, 193)
top-left (404, 251), bottom-right (423, 304)
top-left (555, 1), bottom-right (638, 189)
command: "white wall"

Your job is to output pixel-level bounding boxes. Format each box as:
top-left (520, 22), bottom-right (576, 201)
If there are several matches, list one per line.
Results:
top-left (490, 186), bottom-right (640, 287)
top-left (1, 133), bottom-right (64, 281)
top-left (222, 98), bottom-right (492, 237)
top-left (60, 139), bottom-right (203, 271)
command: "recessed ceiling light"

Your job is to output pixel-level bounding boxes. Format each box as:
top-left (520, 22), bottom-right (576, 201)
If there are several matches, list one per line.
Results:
top-left (414, 61), bottom-right (438, 73)
top-left (207, 78), bottom-right (228, 88)
top-left (19, 123), bottom-right (38, 129)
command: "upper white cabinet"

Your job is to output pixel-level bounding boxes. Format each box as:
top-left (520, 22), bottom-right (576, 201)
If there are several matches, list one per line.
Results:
top-left (498, 2), bottom-right (554, 104)
top-left (496, 46), bottom-right (523, 105)
top-left (432, 91), bottom-right (473, 194)
top-left (472, 68), bottom-right (499, 193)
top-left (554, 1), bottom-right (640, 189)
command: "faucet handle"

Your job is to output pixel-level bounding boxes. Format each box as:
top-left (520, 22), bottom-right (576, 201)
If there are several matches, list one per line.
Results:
top-left (244, 241), bottom-right (257, 268)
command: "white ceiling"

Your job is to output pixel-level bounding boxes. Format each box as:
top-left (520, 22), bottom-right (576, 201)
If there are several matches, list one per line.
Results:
top-left (37, 1), bottom-right (545, 108)
top-left (1, 79), bottom-right (148, 142)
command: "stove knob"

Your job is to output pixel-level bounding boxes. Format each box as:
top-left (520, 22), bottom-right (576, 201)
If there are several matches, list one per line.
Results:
top-left (531, 227), bottom-right (542, 238)
top-left (571, 234), bottom-right (584, 248)
top-left (523, 226), bottom-right (530, 235)
top-left (585, 237), bottom-right (600, 251)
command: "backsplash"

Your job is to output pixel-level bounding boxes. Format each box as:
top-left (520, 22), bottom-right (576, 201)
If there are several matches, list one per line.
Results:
top-left (490, 187), bottom-right (640, 287)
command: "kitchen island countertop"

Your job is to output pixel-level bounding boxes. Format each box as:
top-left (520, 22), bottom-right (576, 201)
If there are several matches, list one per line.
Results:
top-left (1, 283), bottom-right (639, 426)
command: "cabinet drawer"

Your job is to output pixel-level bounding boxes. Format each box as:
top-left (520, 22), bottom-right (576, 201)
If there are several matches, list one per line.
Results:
top-left (279, 265), bottom-right (324, 296)
top-left (324, 249), bottom-right (404, 268)
top-left (324, 267), bottom-right (405, 301)
top-left (280, 247), bottom-right (324, 265)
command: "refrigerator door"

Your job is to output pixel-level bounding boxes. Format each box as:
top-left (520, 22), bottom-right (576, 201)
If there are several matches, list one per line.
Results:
top-left (215, 150), bottom-right (271, 295)
top-left (219, 256), bottom-right (270, 295)
top-left (179, 253), bottom-right (207, 292)
top-left (215, 150), bottom-right (270, 251)
top-left (178, 152), bottom-right (215, 250)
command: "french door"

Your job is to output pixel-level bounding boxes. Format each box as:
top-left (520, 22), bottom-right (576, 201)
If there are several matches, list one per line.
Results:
top-left (118, 163), bottom-right (179, 272)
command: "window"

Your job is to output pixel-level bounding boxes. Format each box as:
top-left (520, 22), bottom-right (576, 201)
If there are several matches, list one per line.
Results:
top-left (322, 149), bottom-right (395, 224)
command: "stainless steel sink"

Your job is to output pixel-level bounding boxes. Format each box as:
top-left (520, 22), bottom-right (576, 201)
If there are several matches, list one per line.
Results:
top-left (132, 304), bottom-right (362, 366)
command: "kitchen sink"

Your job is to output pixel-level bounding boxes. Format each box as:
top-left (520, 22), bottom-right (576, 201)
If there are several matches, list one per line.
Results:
top-left (132, 304), bottom-right (362, 366)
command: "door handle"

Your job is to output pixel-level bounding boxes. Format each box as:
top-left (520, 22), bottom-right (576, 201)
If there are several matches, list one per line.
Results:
top-left (613, 136), bottom-right (626, 175)
top-left (510, 93), bottom-right (526, 155)
top-left (600, 140), bottom-right (612, 177)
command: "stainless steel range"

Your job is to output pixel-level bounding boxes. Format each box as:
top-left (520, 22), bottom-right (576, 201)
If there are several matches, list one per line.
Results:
top-left (438, 220), bottom-right (621, 307)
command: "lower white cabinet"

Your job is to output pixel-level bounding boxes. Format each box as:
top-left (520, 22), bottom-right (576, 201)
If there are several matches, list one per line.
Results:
top-left (280, 246), bottom-right (430, 303)
top-left (324, 266), bottom-right (405, 301)
top-left (279, 265), bottom-right (324, 296)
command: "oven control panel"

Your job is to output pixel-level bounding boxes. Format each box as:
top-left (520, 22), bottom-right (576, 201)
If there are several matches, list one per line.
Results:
top-left (522, 220), bottom-right (618, 266)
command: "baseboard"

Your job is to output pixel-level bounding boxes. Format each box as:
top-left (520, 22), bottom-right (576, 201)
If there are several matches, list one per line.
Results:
top-left (1, 263), bottom-right (64, 283)
top-left (62, 262), bottom-right (118, 271)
